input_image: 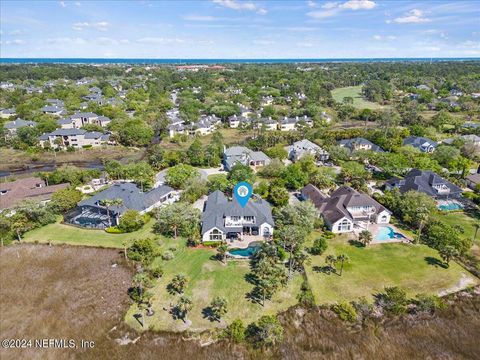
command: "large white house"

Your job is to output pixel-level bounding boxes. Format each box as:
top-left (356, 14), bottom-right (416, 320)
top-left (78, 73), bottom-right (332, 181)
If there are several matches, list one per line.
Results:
top-left (57, 112), bottom-right (111, 129)
top-left (39, 129), bottom-right (112, 149)
top-left (201, 190), bottom-right (274, 242)
top-left (301, 184), bottom-right (391, 233)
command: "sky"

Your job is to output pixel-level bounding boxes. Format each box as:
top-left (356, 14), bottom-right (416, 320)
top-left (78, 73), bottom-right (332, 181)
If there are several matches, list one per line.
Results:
top-left (1, 0), bottom-right (479, 59)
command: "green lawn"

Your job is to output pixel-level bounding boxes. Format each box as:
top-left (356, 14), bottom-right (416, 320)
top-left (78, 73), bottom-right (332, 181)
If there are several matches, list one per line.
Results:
top-left (305, 232), bottom-right (477, 304)
top-left (22, 218), bottom-right (157, 248)
top-left (125, 239), bottom-right (303, 332)
top-left (430, 210), bottom-right (480, 259)
top-left (331, 86), bottom-right (388, 110)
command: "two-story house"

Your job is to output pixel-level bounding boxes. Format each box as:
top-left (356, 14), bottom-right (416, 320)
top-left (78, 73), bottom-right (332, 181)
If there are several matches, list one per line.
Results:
top-left (385, 169), bottom-right (462, 199)
top-left (57, 112), bottom-right (111, 129)
top-left (337, 137), bottom-right (384, 153)
top-left (279, 116), bottom-right (313, 131)
top-left (4, 119), bottom-right (37, 136)
top-left (301, 184), bottom-right (391, 233)
top-left (39, 129), bottom-right (111, 149)
top-left (201, 190), bottom-right (274, 242)
top-left (286, 139), bottom-right (330, 162)
top-left (223, 146), bottom-right (271, 171)
top-left (403, 136), bottom-right (437, 153)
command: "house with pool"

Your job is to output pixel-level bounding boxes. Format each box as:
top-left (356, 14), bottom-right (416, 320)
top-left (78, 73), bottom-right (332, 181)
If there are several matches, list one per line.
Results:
top-left (385, 169), bottom-right (462, 199)
top-left (200, 190), bottom-right (274, 243)
top-left (301, 184), bottom-right (391, 233)
top-left (65, 182), bottom-right (179, 229)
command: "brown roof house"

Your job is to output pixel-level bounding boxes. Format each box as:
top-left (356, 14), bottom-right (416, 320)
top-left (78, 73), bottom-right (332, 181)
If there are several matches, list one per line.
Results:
top-left (301, 184), bottom-right (391, 233)
top-left (0, 177), bottom-right (68, 210)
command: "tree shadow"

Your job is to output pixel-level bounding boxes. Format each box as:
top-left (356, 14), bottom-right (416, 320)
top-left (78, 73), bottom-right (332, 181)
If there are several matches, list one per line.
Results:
top-left (312, 265), bottom-right (335, 275)
top-left (133, 313), bottom-right (143, 327)
top-left (424, 256), bottom-right (448, 269)
top-left (244, 272), bottom-right (258, 285)
top-left (348, 239), bottom-right (365, 248)
top-left (201, 306), bottom-right (219, 322)
top-left (246, 287), bottom-right (263, 305)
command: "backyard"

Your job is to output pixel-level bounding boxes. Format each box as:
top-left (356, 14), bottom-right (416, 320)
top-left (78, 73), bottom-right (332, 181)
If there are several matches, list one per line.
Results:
top-left (305, 232), bottom-right (477, 304)
top-left (125, 238), bottom-right (303, 332)
top-left (22, 218), bottom-right (157, 248)
top-left (331, 86), bottom-right (388, 110)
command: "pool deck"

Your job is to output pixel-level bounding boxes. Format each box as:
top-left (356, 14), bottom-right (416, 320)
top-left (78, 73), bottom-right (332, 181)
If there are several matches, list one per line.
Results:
top-left (226, 235), bottom-right (267, 249)
top-left (354, 224), bottom-right (411, 244)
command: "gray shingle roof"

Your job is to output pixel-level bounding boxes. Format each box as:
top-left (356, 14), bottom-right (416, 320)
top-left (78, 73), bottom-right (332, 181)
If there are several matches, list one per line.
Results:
top-left (403, 136), bottom-right (437, 149)
top-left (309, 186), bottom-right (389, 224)
top-left (78, 183), bottom-right (175, 215)
top-left (4, 119), bottom-right (36, 129)
top-left (201, 190), bottom-right (274, 235)
top-left (386, 169), bottom-right (462, 198)
top-left (337, 137), bottom-right (384, 152)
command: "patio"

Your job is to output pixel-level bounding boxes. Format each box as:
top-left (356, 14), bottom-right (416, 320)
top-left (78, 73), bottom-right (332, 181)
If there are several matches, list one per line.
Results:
top-left (227, 235), bottom-right (268, 249)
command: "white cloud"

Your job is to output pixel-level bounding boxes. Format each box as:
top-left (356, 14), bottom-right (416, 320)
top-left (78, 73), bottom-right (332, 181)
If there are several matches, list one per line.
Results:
top-left (136, 37), bottom-right (184, 44)
top-left (9, 29), bottom-right (26, 36)
top-left (253, 39), bottom-right (276, 45)
top-left (392, 9), bottom-right (430, 24)
top-left (308, 0), bottom-right (376, 18)
top-left (5, 39), bottom-right (26, 45)
top-left (297, 42), bottom-right (314, 47)
top-left (46, 37), bottom-right (87, 45)
top-left (373, 35), bottom-right (397, 40)
top-left (340, 0), bottom-right (376, 10)
top-left (59, 1), bottom-right (66, 8)
top-left (183, 15), bottom-right (218, 21)
top-left (322, 2), bottom-right (339, 9)
top-left (72, 21), bottom-right (110, 31)
top-left (75, 2), bottom-right (81, 6)
top-left (307, 0), bottom-right (318, 8)
top-left (212, 0), bottom-right (267, 15)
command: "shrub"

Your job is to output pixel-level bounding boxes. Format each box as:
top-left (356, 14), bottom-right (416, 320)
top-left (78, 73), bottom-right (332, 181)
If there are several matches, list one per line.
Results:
top-left (414, 294), bottom-right (446, 313)
top-left (127, 238), bottom-right (161, 265)
top-left (148, 265), bottom-right (164, 279)
top-left (297, 279), bottom-right (315, 307)
top-left (82, 144), bottom-right (93, 149)
top-left (105, 226), bottom-right (124, 234)
top-left (310, 237), bottom-right (328, 255)
top-left (378, 286), bottom-right (408, 315)
top-left (246, 315), bottom-right (284, 347)
top-left (224, 319), bottom-right (246, 343)
top-left (162, 250), bottom-right (174, 261)
top-left (118, 209), bottom-right (145, 233)
top-left (332, 301), bottom-right (357, 322)
top-left (202, 241), bottom-right (222, 247)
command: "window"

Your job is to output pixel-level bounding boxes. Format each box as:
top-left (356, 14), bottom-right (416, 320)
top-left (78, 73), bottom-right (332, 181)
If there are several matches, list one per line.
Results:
top-left (230, 216), bottom-right (241, 221)
top-left (209, 229), bottom-right (223, 241)
top-left (337, 219), bottom-right (351, 232)
top-left (244, 216), bottom-right (254, 222)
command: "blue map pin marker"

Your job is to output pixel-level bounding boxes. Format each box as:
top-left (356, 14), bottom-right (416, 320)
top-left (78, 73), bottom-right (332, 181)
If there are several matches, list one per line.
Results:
top-left (234, 181), bottom-right (252, 208)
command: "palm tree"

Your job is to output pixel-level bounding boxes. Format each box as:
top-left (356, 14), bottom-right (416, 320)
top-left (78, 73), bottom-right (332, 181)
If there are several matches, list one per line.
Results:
top-left (217, 243), bottom-right (228, 264)
top-left (416, 205), bottom-right (429, 244)
top-left (100, 198), bottom-right (123, 227)
top-left (177, 296), bottom-right (193, 322)
top-left (170, 274), bottom-right (188, 294)
top-left (438, 245), bottom-right (458, 267)
top-left (325, 254), bottom-right (337, 272)
top-left (210, 296), bottom-right (228, 321)
top-left (336, 254), bottom-right (350, 276)
top-left (358, 230), bottom-right (373, 247)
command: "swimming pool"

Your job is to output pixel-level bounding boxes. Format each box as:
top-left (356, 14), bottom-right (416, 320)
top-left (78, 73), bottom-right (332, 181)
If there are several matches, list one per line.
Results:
top-left (438, 201), bottom-right (464, 211)
top-left (228, 242), bottom-right (262, 258)
top-left (375, 226), bottom-right (406, 241)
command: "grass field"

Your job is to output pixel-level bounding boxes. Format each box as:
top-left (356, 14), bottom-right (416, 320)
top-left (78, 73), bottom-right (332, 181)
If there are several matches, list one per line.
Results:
top-left (22, 218), bottom-right (157, 248)
top-left (125, 239), bottom-right (303, 332)
top-left (305, 232), bottom-right (477, 304)
top-left (331, 86), bottom-right (387, 110)
top-left (430, 210), bottom-right (480, 259)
